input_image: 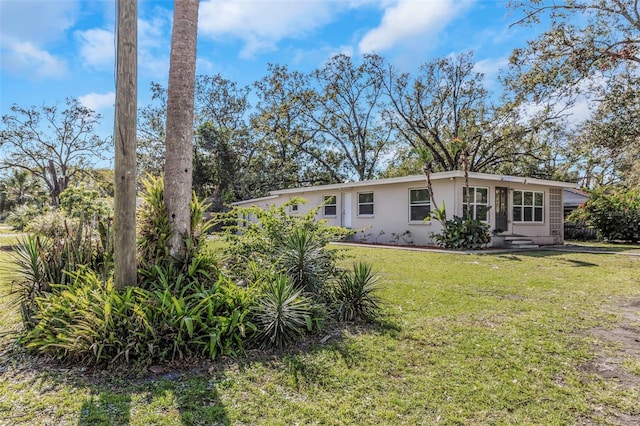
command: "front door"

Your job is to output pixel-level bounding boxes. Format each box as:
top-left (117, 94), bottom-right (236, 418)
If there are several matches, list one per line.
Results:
top-left (495, 187), bottom-right (508, 232)
top-left (342, 192), bottom-right (352, 228)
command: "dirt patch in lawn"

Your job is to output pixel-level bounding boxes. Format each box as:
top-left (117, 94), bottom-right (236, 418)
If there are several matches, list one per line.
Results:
top-left (580, 299), bottom-right (640, 425)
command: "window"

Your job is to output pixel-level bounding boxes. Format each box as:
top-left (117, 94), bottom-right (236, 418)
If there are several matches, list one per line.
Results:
top-left (358, 192), bottom-right (374, 216)
top-left (291, 204), bottom-right (299, 213)
top-left (409, 188), bottom-right (431, 222)
top-left (323, 195), bottom-right (337, 217)
top-left (463, 187), bottom-right (489, 221)
top-left (513, 190), bottom-right (544, 223)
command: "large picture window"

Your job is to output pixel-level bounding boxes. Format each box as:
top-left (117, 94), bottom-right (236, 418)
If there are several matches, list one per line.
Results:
top-left (409, 188), bottom-right (431, 222)
top-left (513, 190), bottom-right (544, 223)
top-left (463, 187), bottom-right (489, 221)
top-left (358, 192), bottom-right (374, 216)
top-left (323, 195), bottom-right (337, 217)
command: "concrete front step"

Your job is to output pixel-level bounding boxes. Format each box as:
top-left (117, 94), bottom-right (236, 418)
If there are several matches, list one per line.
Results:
top-left (513, 244), bottom-right (540, 249)
top-left (503, 237), bottom-right (539, 249)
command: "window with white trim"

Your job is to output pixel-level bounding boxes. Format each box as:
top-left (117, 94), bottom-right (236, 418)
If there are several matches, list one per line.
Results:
top-left (409, 188), bottom-right (431, 222)
top-left (463, 186), bottom-right (489, 221)
top-left (513, 190), bottom-right (544, 223)
top-left (290, 204), bottom-right (299, 213)
top-left (358, 192), bottom-right (374, 216)
top-left (323, 195), bottom-right (337, 217)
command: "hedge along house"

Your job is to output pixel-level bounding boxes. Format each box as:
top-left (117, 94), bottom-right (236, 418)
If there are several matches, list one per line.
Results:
top-left (233, 171), bottom-right (578, 248)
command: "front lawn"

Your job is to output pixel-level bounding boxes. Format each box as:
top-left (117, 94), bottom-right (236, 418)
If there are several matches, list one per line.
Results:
top-left (1, 239), bottom-right (639, 425)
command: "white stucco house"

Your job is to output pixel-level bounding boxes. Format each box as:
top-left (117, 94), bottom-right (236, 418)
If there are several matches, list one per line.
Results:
top-left (233, 171), bottom-right (578, 247)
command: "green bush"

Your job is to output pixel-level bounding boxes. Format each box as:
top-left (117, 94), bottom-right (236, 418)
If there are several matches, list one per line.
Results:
top-left (276, 227), bottom-right (333, 296)
top-left (23, 269), bottom-right (155, 364)
top-left (21, 267), bottom-right (255, 365)
top-left (332, 262), bottom-right (382, 322)
top-left (25, 210), bottom-right (79, 239)
top-left (568, 187), bottom-right (640, 242)
top-left (59, 186), bottom-right (112, 222)
top-left (432, 215), bottom-right (490, 250)
top-left (252, 274), bottom-right (320, 350)
top-left (6, 204), bottom-right (46, 231)
top-left (223, 199), bottom-right (350, 295)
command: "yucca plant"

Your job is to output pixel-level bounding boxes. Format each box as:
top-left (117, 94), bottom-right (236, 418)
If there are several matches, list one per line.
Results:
top-left (276, 227), bottom-right (331, 296)
top-left (333, 261), bottom-right (382, 322)
top-left (252, 274), bottom-right (318, 349)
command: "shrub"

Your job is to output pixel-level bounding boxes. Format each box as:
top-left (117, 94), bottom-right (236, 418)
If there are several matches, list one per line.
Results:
top-left (21, 268), bottom-right (255, 365)
top-left (22, 269), bottom-right (156, 364)
top-left (25, 210), bottom-right (79, 239)
top-left (568, 187), bottom-right (640, 242)
top-left (6, 204), bottom-right (46, 231)
top-left (432, 215), bottom-right (490, 250)
top-left (223, 199), bottom-right (350, 294)
top-left (332, 262), bottom-right (382, 322)
top-left (59, 186), bottom-right (112, 222)
top-left (252, 274), bottom-right (320, 350)
top-left (276, 227), bottom-right (333, 296)
top-left (137, 175), bottom-right (216, 275)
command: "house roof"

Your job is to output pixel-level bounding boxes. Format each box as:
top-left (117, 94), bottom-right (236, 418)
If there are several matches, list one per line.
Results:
top-left (269, 171), bottom-right (578, 195)
top-left (233, 171), bottom-right (578, 205)
top-left (563, 188), bottom-right (589, 207)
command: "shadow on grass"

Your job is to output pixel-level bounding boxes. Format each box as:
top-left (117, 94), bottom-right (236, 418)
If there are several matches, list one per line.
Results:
top-left (0, 344), bottom-right (231, 426)
top-left (0, 314), bottom-right (400, 425)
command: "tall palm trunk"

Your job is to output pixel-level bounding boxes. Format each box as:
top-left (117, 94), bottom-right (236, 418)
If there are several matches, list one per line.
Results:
top-left (164, 0), bottom-right (199, 258)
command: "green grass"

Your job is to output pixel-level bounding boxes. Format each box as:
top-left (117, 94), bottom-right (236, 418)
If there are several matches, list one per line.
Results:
top-left (1, 240), bottom-right (639, 425)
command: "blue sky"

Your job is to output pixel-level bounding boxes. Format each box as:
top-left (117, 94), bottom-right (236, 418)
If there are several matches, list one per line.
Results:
top-left (0, 0), bottom-right (547, 149)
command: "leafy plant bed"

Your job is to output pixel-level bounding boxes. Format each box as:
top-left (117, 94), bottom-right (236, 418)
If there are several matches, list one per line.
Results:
top-left (2, 241), bottom-right (640, 424)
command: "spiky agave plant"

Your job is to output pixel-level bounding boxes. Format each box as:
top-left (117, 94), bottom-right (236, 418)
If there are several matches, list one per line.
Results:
top-left (253, 274), bottom-right (316, 349)
top-left (333, 261), bottom-right (382, 322)
top-left (276, 227), bottom-right (332, 296)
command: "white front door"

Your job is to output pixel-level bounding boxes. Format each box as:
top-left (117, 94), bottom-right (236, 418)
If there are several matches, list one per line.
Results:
top-left (342, 192), bottom-right (352, 228)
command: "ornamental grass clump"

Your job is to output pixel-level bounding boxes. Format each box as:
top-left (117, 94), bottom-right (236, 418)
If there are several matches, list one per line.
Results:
top-left (332, 261), bottom-right (382, 322)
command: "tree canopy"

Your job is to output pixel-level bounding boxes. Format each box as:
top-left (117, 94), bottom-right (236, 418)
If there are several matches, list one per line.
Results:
top-left (0, 98), bottom-right (109, 206)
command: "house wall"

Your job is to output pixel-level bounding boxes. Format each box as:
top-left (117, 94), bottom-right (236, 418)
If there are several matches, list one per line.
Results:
top-left (235, 176), bottom-right (565, 247)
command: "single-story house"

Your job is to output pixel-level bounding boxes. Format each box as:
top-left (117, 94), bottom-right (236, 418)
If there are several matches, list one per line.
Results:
top-left (233, 171), bottom-right (578, 247)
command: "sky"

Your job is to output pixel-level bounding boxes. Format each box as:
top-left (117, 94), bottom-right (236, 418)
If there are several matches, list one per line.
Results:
top-left (0, 0), bottom-right (552, 161)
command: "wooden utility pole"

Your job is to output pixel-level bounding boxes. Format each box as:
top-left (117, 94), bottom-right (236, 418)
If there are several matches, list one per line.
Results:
top-left (113, 0), bottom-right (138, 289)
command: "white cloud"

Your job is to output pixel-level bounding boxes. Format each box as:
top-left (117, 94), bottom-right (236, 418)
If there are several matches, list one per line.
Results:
top-left (474, 55), bottom-right (509, 89)
top-left (358, 0), bottom-right (474, 53)
top-left (76, 28), bottom-right (114, 69)
top-left (78, 92), bottom-right (115, 112)
top-left (0, 0), bottom-right (79, 45)
top-left (0, 0), bottom-right (78, 79)
top-left (198, 0), bottom-right (344, 58)
top-left (1, 41), bottom-right (67, 79)
top-left (474, 56), bottom-right (508, 78)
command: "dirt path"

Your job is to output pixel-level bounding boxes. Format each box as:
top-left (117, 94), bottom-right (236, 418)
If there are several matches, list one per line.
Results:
top-left (582, 299), bottom-right (640, 425)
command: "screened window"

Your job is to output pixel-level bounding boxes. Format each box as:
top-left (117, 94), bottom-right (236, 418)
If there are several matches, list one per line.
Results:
top-left (409, 188), bottom-right (431, 222)
top-left (323, 195), bottom-right (337, 217)
top-left (358, 192), bottom-right (374, 216)
top-left (463, 187), bottom-right (489, 221)
top-left (513, 190), bottom-right (544, 223)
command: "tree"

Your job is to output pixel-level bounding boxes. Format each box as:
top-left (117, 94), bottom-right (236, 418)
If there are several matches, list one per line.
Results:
top-left (378, 51), bottom-right (557, 174)
top-left (251, 63), bottom-right (343, 189)
top-left (192, 74), bottom-right (252, 206)
top-left (164, 0), bottom-right (199, 258)
top-left (304, 54), bottom-right (395, 181)
top-left (0, 169), bottom-right (46, 214)
top-left (0, 98), bottom-right (109, 206)
top-left (138, 82), bottom-right (168, 177)
top-left (508, 0), bottom-right (640, 100)
top-left (507, 0), bottom-right (640, 186)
